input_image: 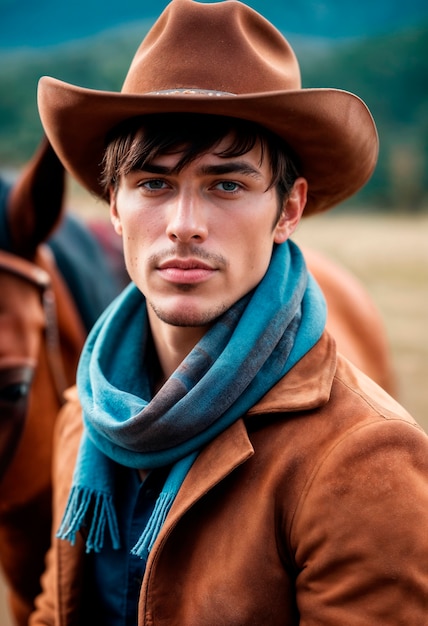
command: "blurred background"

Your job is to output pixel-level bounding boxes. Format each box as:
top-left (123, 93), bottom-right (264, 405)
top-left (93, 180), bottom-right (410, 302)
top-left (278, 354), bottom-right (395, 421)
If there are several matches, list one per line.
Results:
top-left (1, 0), bottom-right (428, 210)
top-left (0, 1), bottom-right (427, 622)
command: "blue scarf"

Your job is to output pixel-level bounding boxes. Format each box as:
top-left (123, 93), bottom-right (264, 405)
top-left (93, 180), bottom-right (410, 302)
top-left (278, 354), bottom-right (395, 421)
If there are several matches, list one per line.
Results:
top-left (57, 241), bottom-right (326, 557)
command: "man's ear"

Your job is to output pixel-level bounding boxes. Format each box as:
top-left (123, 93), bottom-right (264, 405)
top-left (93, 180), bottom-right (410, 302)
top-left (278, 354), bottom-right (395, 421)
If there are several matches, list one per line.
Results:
top-left (109, 187), bottom-right (123, 236)
top-left (274, 177), bottom-right (307, 244)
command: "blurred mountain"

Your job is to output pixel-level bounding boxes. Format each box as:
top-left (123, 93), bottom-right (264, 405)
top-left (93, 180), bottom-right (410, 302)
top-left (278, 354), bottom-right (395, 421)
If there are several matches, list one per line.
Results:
top-left (1, 0), bottom-right (428, 49)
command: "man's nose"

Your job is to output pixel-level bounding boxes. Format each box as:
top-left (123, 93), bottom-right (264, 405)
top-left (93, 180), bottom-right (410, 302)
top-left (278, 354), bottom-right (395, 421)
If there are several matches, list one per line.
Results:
top-left (166, 191), bottom-right (208, 243)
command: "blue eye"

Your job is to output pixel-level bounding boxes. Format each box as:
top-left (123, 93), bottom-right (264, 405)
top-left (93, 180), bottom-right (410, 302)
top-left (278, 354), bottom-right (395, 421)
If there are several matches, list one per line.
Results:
top-left (216, 181), bottom-right (240, 192)
top-left (143, 179), bottom-right (167, 190)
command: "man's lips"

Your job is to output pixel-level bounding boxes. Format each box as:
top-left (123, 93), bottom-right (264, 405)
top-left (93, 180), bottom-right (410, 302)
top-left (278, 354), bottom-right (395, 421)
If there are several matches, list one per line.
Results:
top-left (157, 258), bottom-right (217, 284)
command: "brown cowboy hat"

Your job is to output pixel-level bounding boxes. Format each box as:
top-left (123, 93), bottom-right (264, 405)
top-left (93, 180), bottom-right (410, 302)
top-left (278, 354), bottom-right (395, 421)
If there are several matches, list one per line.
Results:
top-left (37, 0), bottom-right (378, 215)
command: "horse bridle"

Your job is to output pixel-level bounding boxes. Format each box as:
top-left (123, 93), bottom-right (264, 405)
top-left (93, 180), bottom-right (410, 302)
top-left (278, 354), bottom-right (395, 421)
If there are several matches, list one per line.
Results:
top-left (0, 247), bottom-right (69, 397)
top-left (0, 247), bottom-right (68, 479)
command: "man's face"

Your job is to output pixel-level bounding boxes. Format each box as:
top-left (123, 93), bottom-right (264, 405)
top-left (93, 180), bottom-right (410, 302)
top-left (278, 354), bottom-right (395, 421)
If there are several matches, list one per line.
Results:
top-left (110, 135), bottom-right (305, 329)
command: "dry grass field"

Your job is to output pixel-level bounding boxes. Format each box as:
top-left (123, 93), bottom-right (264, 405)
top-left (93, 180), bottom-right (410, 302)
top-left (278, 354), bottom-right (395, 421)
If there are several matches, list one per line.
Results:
top-left (294, 211), bottom-right (428, 430)
top-left (1, 208), bottom-right (427, 624)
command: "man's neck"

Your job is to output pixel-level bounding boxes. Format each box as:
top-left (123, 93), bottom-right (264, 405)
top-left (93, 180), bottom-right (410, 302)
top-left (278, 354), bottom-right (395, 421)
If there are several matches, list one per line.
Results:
top-left (147, 307), bottom-right (208, 389)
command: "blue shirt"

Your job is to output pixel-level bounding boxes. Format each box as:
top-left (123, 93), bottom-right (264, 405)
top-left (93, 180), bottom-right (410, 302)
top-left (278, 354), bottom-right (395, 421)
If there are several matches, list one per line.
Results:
top-left (82, 465), bottom-right (166, 625)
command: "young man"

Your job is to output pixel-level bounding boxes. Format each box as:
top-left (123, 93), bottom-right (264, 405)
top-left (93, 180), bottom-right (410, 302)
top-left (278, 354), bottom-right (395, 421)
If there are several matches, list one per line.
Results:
top-left (33, 1), bottom-right (428, 624)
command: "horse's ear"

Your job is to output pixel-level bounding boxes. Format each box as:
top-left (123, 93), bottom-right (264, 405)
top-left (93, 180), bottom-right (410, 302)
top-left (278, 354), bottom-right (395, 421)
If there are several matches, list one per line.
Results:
top-left (6, 136), bottom-right (66, 259)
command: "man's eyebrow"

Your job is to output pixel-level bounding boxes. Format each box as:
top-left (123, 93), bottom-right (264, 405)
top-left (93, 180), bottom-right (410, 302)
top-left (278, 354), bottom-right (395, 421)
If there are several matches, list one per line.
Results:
top-left (135, 163), bottom-right (173, 175)
top-left (199, 162), bottom-right (262, 179)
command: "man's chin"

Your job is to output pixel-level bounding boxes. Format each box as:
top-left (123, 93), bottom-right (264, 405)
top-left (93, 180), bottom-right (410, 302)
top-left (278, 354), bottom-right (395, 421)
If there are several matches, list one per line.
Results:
top-left (149, 301), bottom-right (229, 328)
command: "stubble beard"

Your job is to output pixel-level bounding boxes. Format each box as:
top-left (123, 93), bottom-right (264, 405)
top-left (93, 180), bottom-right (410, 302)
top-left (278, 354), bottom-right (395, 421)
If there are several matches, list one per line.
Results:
top-left (147, 292), bottom-right (230, 328)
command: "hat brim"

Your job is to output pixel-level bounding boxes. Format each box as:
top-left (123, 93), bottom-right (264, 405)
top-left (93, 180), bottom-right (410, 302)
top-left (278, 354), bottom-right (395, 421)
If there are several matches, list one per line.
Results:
top-left (38, 76), bottom-right (378, 215)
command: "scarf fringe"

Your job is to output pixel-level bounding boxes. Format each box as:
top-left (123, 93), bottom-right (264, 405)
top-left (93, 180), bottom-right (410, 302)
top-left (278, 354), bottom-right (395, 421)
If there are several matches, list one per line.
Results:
top-left (56, 485), bottom-right (120, 553)
top-left (131, 491), bottom-right (174, 558)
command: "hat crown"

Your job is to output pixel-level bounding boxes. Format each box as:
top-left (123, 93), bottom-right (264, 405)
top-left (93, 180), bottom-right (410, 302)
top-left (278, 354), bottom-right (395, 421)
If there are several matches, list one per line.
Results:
top-left (122, 0), bottom-right (301, 96)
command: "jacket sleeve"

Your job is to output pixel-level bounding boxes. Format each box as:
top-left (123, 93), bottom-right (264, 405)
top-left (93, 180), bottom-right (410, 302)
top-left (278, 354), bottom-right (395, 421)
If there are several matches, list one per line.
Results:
top-left (293, 416), bottom-right (428, 624)
top-left (29, 386), bottom-right (84, 626)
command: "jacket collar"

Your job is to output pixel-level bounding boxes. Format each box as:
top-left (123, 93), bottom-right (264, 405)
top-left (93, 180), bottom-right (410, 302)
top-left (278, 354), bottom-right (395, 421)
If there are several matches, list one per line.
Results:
top-left (248, 331), bottom-right (336, 415)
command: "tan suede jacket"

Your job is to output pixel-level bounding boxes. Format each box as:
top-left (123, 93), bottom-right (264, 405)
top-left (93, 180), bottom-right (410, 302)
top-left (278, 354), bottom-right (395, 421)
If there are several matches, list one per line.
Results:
top-left (30, 333), bottom-right (428, 625)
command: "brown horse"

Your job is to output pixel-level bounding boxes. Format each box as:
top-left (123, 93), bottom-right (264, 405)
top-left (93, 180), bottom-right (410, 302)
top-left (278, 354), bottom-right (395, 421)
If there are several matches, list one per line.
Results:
top-left (0, 246), bottom-right (86, 625)
top-left (0, 138), bottom-right (396, 625)
top-left (0, 138), bottom-right (120, 625)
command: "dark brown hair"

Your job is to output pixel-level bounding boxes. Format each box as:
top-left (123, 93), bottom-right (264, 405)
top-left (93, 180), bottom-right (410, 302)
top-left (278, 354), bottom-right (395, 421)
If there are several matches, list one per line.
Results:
top-left (101, 113), bottom-right (300, 218)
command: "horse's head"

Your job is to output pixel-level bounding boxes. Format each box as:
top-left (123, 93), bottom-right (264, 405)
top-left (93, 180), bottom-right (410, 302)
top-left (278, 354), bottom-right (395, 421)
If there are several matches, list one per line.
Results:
top-left (0, 250), bottom-right (51, 479)
top-left (0, 138), bottom-right (88, 625)
top-left (0, 138), bottom-right (86, 485)
top-left (0, 245), bottom-right (86, 626)
top-left (0, 137), bottom-right (120, 624)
